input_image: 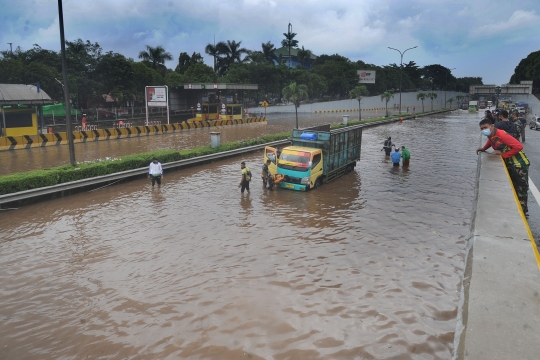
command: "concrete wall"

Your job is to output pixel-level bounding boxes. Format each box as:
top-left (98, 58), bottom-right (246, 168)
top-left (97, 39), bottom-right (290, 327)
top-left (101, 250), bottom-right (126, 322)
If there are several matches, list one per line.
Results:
top-left (251, 91), bottom-right (467, 113)
top-left (507, 94), bottom-right (540, 117)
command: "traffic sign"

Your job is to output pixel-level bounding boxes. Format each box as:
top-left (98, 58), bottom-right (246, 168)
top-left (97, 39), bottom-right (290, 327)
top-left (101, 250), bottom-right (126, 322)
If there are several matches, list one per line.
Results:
top-left (213, 84), bottom-right (218, 89)
top-left (197, 103), bottom-right (201, 107)
top-left (188, 84), bottom-right (192, 89)
top-left (261, 101), bottom-right (269, 108)
top-left (221, 104), bottom-right (226, 109)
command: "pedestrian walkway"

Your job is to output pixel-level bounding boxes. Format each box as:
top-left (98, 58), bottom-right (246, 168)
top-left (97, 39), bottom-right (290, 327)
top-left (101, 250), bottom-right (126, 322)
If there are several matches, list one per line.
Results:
top-left (455, 153), bottom-right (540, 359)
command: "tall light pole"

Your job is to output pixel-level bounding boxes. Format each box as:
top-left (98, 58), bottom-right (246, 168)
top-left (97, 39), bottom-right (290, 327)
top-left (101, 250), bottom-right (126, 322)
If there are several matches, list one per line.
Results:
top-left (445, 67), bottom-right (456, 107)
top-left (388, 46), bottom-right (417, 114)
top-left (7, 43), bottom-right (13, 54)
top-left (58, 0), bottom-right (76, 166)
top-left (288, 23), bottom-right (292, 70)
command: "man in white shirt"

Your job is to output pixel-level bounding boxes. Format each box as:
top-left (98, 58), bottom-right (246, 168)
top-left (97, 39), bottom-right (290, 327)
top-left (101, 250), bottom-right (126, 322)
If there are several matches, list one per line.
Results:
top-left (148, 157), bottom-right (164, 188)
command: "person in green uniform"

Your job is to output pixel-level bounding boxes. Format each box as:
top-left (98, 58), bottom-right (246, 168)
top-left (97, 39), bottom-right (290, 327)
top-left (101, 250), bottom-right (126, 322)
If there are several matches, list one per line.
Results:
top-left (401, 146), bottom-right (411, 166)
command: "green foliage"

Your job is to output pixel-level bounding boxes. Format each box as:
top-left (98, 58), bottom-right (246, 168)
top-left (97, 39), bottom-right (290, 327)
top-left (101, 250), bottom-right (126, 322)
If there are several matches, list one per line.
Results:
top-left (138, 45), bottom-right (173, 70)
top-left (510, 50), bottom-right (540, 89)
top-left (417, 92), bottom-right (427, 112)
top-left (184, 63), bottom-right (217, 83)
top-left (350, 85), bottom-right (369, 99)
top-left (0, 132), bottom-right (292, 196)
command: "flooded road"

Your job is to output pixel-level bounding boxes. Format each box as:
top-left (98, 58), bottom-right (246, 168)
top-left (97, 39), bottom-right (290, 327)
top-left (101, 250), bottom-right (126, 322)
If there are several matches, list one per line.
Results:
top-left (0, 110), bottom-right (479, 359)
top-left (0, 113), bottom-right (347, 176)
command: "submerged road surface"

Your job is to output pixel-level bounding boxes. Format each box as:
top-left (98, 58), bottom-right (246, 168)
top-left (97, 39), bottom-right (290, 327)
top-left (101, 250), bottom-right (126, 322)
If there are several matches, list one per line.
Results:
top-left (0, 111), bottom-right (478, 359)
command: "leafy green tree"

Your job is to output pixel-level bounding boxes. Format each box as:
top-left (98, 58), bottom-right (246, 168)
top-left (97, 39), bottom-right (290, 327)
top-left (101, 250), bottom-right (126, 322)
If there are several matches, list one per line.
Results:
top-left (312, 57), bottom-right (358, 97)
top-left (282, 82), bottom-right (308, 129)
top-left (510, 50), bottom-right (540, 89)
top-left (138, 45), bottom-right (172, 70)
top-left (293, 69), bottom-right (327, 99)
top-left (416, 92), bottom-right (427, 112)
top-left (447, 97), bottom-right (454, 109)
top-left (380, 90), bottom-right (394, 117)
top-left (214, 40), bottom-right (248, 75)
top-left (131, 61), bottom-right (163, 102)
top-left (165, 71), bottom-right (187, 89)
top-left (204, 43), bottom-right (222, 73)
top-left (95, 52), bottom-right (135, 104)
top-left (261, 41), bottom-right (278, 64)
top-left (296, 46), bottom-right (312, 68)
top-left (422, 65), bottom-right (455, 90)
top-left (455, 77), bottom-right (483, 93)
top-left (456, 95), bottom-right (464, 108)
top-left (244, 50), bottom-right (266, 64)
top-left (427, 92), bottom-right (438, 110)
top-left (350, 85), bottom-right (369, 121)
top-left (175, 51), bottom-right (204, 74)
top-left (184, 63), bottom-right (216, 83)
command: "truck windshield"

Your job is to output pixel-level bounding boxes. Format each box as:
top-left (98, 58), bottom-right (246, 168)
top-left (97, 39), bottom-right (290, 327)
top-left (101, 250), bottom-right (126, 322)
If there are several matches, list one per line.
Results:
top-left (278, 152), bottom-right (310, 172)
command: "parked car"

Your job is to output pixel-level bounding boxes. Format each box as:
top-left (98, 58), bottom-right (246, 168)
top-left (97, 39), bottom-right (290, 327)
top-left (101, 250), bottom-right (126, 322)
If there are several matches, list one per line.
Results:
top-left (529, 117), bottom-right (540, 130)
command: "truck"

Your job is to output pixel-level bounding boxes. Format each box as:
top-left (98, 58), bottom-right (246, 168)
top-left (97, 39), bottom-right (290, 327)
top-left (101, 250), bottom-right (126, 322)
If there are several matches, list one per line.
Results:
top-left (479, 100), bottom-right (487, 109)
top-left (264, 124), bottom-right (362, 191)
top-left (468, 101), bottom-right (478, 112)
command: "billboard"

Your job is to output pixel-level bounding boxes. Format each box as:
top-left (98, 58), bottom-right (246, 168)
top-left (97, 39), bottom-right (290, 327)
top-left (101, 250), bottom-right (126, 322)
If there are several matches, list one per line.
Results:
top-left (358, 70), bottom-right (376, 84)
top-left (146, 86), bottom-right (167, 107)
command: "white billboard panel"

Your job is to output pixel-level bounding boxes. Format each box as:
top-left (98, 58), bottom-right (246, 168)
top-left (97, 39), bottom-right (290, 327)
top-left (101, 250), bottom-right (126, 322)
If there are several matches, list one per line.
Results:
top-left (146, 86), bottom-right (167, 107)
top-left (358, 70), bottom-right (376, 84)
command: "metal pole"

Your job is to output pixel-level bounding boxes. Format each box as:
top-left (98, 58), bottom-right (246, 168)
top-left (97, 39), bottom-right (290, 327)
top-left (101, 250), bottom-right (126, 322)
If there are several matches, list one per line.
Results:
top-left (445, 67), bottom-right (456, 108)
top-left (1, 107), bottom-right (5, 137)
top-left (58, 0), bottom-right (76, 165)
top-left (388, 46), bottom-right (417, 115)
top-left (288, 23), bottom-right (292, 71)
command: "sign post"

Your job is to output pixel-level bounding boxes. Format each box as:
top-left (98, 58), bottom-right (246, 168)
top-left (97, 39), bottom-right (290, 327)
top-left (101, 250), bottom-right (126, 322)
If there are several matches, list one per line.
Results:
top-left (145, 85), bottom-right (169, 125)
top-left (261, 100), bottom-right (269, 118)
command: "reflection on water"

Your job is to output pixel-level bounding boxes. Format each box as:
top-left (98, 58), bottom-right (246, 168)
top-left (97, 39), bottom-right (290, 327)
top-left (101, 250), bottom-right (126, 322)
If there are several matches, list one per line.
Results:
top-left (0, 111), bottom-right (477, 359)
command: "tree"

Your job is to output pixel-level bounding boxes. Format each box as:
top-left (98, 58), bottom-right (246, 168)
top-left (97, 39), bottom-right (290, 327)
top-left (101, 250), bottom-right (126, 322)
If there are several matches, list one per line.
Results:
top-left (282, 82), bottom-right (308, 129)
top-left (510, 50), bottom-right (540, 90)
top-left (138, 45), bottom-right (172, 70)
top-left (447, 97), bottom-right (454, 109)
top-left (213, 40), bottom-right (248, 75)
top-left (456, 95), bottom-right (464, 108)
top-left (350, 85), bottom-right (369, 121)
top-left (296, 46), bottom-right (312, 68)
top-left (380, 90), bottom-right (394, 117)
top-left (416, 92), bottom-right (427, 112)
top-left (261, 41), bottom-right (278, 64)
top-left (175, 51), bottom-right (204, 74)
top-left (205, 43), bottom-right (221, 73)
top-left (184, 63), bottom-right (216, 83)
top-left (312, 58), bottom-right (358, 98)
top-left (427, 92), bottom-right (438, 111)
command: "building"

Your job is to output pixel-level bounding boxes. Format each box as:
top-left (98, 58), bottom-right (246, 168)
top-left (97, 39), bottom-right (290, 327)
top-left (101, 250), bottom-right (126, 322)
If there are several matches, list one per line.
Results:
top-left (273, 47), bottom-right (317, 69)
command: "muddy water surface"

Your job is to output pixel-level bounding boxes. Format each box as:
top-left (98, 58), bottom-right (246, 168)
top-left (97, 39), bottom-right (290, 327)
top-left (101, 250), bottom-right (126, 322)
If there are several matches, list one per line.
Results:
top-left (0, 111), bottom-right (479, 359)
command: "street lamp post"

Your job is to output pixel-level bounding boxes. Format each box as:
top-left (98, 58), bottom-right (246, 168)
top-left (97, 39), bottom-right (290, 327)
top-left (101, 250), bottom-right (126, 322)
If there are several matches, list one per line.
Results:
top-left (387, 46), bottom-right (417, 114)
top-left (288, 23), bottom-right (292, 71)
top-left (496, 86), bottom-right (501, 109)
top-left (445, 67), bottom-right (456, 107)
top-left (57, 0), bottom-right (76, 166)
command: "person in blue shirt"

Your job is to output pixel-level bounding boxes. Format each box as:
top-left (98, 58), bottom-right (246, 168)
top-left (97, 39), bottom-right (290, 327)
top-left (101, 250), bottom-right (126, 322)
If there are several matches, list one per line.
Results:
top-left (390, 148), bottom-right (401, 167)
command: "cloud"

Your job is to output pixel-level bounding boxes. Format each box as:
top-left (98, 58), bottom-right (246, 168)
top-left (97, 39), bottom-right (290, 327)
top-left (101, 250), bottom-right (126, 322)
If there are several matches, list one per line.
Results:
top-left (470, 10), bottom-right (540, 37)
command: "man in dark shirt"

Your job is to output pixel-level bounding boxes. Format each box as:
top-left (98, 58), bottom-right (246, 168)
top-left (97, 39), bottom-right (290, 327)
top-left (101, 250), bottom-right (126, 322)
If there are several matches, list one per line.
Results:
top-left (494, 110), bottom-right (517, 138)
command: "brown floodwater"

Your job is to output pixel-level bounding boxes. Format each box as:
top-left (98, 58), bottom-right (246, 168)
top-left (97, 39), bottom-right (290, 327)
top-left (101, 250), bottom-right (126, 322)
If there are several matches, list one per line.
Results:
top-left (0, 110), bottom-right (478, 359)
top-left (0, 110), bottom-right (394, 176)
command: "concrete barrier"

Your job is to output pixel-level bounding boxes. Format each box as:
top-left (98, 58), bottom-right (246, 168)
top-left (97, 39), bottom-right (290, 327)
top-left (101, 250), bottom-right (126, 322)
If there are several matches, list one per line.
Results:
top-left (454, 152), bottom-right (540, 359)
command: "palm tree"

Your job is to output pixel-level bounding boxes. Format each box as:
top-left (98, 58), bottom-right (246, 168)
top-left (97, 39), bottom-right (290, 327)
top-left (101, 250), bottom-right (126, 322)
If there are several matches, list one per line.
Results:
top-left (417, 92), bottom-right (427, 113)
top-left (261, 41), bottom-right (278, 64)
top-left (456, 95), bottom-right (464, 108)
top-left (214, 40), bottom-right (247, 75)
top-left (205, 42), bottom-right (225, 73)
top-left (427, 92), bottom-right (438, 111)
top-left (138, 45), bottom-right (172, 69)
top-left (380, 91), bottom-right (394, 117)
top-left (282, 82), bottom-right (308, 129)
top-left (296, 46), bottom-right (312, 68)
top-left (447, 97), bottom-right (454, 109)
top-left (350, 85), bottom-right (369, 121)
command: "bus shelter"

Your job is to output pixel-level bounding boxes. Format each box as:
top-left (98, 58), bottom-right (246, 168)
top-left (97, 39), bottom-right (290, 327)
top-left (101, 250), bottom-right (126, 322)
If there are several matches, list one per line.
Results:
top-left (0, 84), bottom-right (54, 137)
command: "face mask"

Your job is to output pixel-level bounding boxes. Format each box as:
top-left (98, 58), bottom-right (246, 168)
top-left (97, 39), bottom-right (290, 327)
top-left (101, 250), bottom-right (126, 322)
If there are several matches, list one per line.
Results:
top-left (481, 129), bottom-right (491, 136)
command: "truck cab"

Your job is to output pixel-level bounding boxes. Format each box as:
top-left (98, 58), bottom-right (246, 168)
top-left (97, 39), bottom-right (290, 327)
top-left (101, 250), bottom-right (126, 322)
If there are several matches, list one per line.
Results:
top-left (264, 146), bottom-right (323, 191)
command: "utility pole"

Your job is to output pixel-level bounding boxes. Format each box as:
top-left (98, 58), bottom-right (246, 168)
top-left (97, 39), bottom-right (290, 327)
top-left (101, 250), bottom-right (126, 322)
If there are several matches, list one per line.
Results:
top-left (387, 46), bottom-right (417, 114)
top-left (57, 0), bottom-right (76, 166)
top-left (288, 23), bottom-right (292, 71)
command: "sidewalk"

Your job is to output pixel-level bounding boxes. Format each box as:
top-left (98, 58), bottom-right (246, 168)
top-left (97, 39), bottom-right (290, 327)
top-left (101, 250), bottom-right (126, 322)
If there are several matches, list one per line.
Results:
top-left (455, 153), bottom-right (540, 359)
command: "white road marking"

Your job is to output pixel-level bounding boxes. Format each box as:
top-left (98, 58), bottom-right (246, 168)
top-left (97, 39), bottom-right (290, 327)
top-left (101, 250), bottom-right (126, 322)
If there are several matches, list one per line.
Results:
top-left (529, 177), bottom-right (540, 205)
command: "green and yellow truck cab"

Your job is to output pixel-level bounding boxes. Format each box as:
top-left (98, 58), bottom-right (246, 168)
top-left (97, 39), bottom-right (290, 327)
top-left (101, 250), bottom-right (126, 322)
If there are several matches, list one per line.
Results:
top-left (264, 124), bottom-right (362, 191)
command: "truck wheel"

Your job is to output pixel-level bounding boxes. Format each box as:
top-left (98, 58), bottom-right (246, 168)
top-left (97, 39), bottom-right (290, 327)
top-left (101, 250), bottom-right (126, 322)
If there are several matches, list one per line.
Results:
top-left (314, 178), bottom-right (323, 189)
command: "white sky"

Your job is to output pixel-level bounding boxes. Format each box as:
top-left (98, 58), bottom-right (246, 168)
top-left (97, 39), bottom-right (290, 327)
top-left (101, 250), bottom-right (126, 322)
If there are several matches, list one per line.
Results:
top-left (2, 0), bottom-right (540, 84)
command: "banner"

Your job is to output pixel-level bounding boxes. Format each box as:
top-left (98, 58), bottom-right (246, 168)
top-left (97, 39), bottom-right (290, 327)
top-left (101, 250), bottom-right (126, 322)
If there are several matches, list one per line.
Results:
top-left (146, 86), bottom-right (167, 107)
top-left (358, 70), bottom-right (376, 84)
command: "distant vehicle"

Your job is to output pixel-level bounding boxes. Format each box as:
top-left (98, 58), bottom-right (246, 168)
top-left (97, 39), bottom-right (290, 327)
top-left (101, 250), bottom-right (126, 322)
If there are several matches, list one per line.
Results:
top-left (487, 101), bottom-right (492, 107)
top-left (479, 101), bottom-right (487, 109)
top-left (529, 117), bottom-right (540, 130)
top-left (469, 101), bottom-right (478, 112)
top-left (516, 107), bottom-right (526, 114)
top-left (96, 108), bottom-right (114, 118)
